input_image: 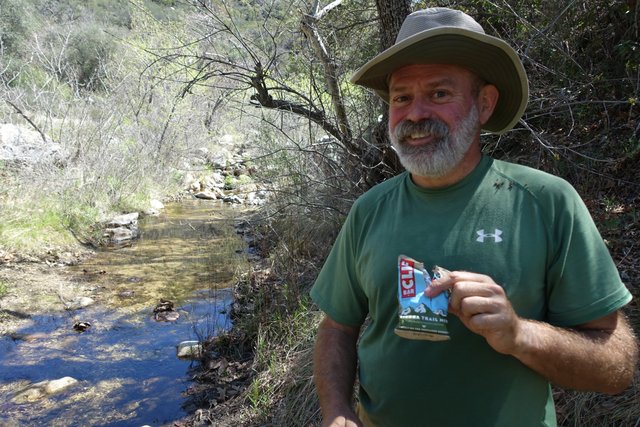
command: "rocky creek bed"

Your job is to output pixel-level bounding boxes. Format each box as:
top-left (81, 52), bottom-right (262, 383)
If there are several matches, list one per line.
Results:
top-left (0, 199), bottom-right (252, 426)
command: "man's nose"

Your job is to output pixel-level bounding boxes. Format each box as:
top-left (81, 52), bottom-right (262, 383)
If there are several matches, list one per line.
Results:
top-left (405, 97), bottom-right (433, 122)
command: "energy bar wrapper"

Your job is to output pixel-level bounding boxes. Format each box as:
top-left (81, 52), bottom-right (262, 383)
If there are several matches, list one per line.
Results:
top-left (395, 255), bottom-right (451, 341)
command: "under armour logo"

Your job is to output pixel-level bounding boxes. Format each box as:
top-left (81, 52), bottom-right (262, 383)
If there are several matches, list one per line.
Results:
top-left (476, 229), bottom-right (503, 243)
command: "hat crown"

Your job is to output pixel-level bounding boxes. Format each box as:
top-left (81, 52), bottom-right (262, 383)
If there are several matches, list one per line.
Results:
top-left (396, 8), bottom-right (485, 43)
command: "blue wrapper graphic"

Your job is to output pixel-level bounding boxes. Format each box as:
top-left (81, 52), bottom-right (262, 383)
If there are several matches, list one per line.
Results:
top-left (395, 255), bottom-right (450, 341)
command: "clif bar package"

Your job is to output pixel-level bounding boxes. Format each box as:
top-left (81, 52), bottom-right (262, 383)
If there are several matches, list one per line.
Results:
top-left (395, 255), bottom-right (451, 341)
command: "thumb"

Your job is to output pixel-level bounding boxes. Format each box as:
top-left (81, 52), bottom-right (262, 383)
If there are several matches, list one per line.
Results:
top-left (424, 266), bottom-right (454, 297)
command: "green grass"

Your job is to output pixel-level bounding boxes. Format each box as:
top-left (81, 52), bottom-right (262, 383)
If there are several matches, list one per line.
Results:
top-left (0, 280), bottom-right (8, 297)
top-left (0, 193), bottom-right (102, 255)
top-left (0, 207), bottom-right (75, 253)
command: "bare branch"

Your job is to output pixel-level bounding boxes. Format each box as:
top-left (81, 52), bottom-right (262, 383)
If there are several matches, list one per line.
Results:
top-left (5, 100), bottom-right (50, 144)
top-left (301, 1), bottom-right (352, 144)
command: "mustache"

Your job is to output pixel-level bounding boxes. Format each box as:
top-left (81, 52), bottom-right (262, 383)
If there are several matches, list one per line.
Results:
top-left (392, 119), bottom-right (449, 144)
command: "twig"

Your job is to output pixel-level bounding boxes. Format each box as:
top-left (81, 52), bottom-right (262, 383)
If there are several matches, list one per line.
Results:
top-left (5, 100), bottom-right (50, 144)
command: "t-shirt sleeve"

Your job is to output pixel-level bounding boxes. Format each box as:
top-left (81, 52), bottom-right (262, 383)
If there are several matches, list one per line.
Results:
top-left (310, 206), bottom-right (369, 327)
top-left (544, 182), bottom-right (632, 326)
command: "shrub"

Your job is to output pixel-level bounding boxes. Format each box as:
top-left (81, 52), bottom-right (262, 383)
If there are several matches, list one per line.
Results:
top-left (0, 0), bottom-right (33, 55)
top-left (63, 24), bottom-right (115, 91)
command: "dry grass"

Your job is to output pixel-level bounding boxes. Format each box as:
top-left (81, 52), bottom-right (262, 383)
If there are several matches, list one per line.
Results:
top-left (555, 379), bottom-right (640, 426)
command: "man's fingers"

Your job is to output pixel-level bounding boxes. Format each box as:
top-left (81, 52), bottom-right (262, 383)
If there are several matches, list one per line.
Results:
top-left (424, 278), bottom-right (453, 297)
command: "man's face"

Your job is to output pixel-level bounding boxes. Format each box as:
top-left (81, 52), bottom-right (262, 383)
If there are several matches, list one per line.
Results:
top-left (388, 64), bottom-right (483, 179)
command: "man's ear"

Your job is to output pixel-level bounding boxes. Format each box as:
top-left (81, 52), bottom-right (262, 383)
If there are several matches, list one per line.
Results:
top-left (477, 84), bottom-right (499, 126)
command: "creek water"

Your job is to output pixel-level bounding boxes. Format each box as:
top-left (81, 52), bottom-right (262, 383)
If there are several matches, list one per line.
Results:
top-left (0, 199), bottom-right (248, 426)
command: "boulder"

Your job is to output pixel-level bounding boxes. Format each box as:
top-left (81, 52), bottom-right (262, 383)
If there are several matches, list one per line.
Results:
top-left (0, 123), bottom-right (64, 167)
top-left (104, 212), bottom-right (140, 245)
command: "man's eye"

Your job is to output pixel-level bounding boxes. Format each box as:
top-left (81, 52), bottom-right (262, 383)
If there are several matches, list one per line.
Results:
top-left (433, 90), bottom-right (449, 99)
top-left (392, 95), bottom-right (410, 104)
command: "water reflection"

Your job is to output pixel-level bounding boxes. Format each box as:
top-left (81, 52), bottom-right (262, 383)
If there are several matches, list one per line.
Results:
top-left (0, 199), bottom-right (248, 426)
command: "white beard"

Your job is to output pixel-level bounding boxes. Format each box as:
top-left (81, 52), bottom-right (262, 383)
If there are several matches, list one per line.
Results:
top-left (389, 104), bottom-right (479, 178)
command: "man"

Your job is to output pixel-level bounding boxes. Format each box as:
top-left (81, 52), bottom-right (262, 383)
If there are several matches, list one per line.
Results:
top-left (310, 7), bottom-right (638, 427)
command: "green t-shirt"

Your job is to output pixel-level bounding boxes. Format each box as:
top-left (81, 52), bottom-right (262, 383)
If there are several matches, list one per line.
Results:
top-left (310, 156), bottom-right (631, 427)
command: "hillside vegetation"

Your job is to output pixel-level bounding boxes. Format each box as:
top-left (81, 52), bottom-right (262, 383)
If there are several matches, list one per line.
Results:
top-left (1, 0), bottom-right (638, 426)
top-left (1, 0), bottom-right (232, 252)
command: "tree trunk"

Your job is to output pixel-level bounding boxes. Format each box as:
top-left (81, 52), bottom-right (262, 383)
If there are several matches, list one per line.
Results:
top-left (360, 0), bottom-right (411, 186)
top-left (375, 0), bottom-right (412, 50)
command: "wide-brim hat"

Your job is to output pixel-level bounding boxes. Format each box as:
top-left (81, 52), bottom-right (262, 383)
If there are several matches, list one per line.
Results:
top-left (351, 8), bottom-right (529, 134)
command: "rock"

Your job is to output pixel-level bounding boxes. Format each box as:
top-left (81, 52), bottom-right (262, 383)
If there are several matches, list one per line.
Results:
top-left (117, 290), bottom-right (135, 298)
top-left (104, 227), bottom-right (138, 244)
top-left (104, 228), bottom-right (138, 245)
top-left (144, 200), bottom-right (164, 216)
top-left (202, 175), bottom-right (221, 190)
top-left (44, 377), bottom-right (78, 395)
top-left (0, 123), bottom-right (64, 167)
top-left (189, 181), bottom-right (201, 193)
top-left (182, 173), bottom-right (199, 191)
top-left (104, 212), bottom-right (140, 245)
top-left (177, 341), bottom-right (203, 359)
top-left (73, 321), bottom-right (91, 332)
top-left (11, 377), bottom-right (78, 403)
top-left (222, 195), bottom-right (243, 204)
top-left (155, 311), bottom-right (179, 322)
top-left (210, 172), bottom-right (225, 188)
top-left (106, 212), bottom-right (139, 228)
top-left (210, 153), bottom-right (229, 169)
top-left (153, 299), bottom-right (179, 322)
top-left (153, 299), bottom-right (174, 312)
top-left (194, 190), bottom-right (219, 200)
top-left (246, 192), bottom-right (265, 206)
top-left (12, 386), bottom-right (45, 403)
top-left (188, 147), bottom-right (211, 167)
top-left (65, 296), bottom-right (95, 310)
top-left (150, 199), bottom-right (164, 210)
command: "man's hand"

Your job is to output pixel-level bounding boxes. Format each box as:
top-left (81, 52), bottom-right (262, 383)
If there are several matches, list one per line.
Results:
top-left (425, 270), bottom-right (638, 394)
top-left (322, 413), bottom-right (363, 427)
top-left (425, 270), bottom-right (521, 354)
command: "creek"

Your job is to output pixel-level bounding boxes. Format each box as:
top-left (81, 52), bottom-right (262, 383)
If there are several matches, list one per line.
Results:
top-left (0, 199), bottom-right (248, 426)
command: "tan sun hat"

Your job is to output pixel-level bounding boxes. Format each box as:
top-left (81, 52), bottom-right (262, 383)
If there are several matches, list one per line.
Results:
top-left (351, 7), bottom-right (529, 134)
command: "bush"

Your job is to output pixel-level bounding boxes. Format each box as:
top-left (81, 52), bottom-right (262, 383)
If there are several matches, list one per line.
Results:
top-left (0, 0), bottom-right (33, 55)
top-left (63, 24), bottom-right (115, 91)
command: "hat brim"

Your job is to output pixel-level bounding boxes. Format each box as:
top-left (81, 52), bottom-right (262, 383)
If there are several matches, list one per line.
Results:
top-left (350, 27), bottom-right (528, 134)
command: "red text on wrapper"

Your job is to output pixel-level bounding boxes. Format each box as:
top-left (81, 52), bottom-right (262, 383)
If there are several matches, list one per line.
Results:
top-left (399, 258), bottom-right (416, 298)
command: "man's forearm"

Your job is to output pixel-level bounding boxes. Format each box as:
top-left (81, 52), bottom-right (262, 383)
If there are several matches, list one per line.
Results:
top-left (511, 313), bottom-right (638, 394)
top-left (313, 317), bottom-right (361, 420)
